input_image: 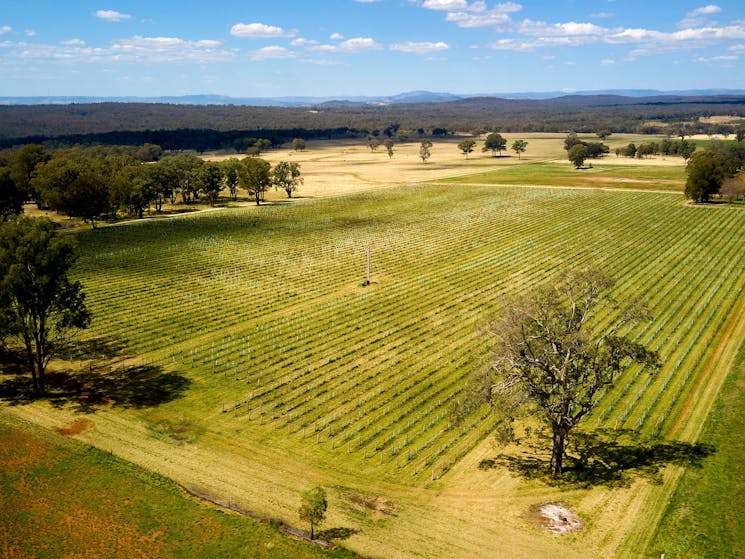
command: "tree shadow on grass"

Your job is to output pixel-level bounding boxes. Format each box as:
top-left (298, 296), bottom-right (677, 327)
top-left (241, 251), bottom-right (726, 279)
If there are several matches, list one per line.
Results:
top-left (0, 337), bottom-right (191, 413)
top-left (316, 527), bottom-right (360, 541)
top-left (478, 429), bottom-right (716, 488)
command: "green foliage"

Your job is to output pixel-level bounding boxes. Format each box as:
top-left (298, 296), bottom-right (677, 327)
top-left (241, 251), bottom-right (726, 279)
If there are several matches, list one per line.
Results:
top-left (685, 150), bottom-right (731, 202)
top-left (511, 139), bottom-right (528, 159)
top-left (482, 133), bottom-right (506, 156)
top-left (0, 217), bottom-right (90, 396)
top-left (457, 139), bottom-right (477, 159)
top-left (221, 157), bottom-right (243, 201)
top-left (299, 486), bottom-right (328, 540)
top-left (292, 138), bottom-right (307, 151)
top-left (567, 144), bottom-right (588, 168)
top-left (272, 161), bottom-right (303, 199)
top-left (0, 167), bottom-right (25, 221)
top-left (384, 138), bottom-right (395, 158)
top-left (238, 157), bottom-right (271, 205)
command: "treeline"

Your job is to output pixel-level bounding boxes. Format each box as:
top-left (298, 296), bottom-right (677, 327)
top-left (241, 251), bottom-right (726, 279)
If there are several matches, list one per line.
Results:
top-left (2, 95), bottom-right (745, 150)
top-left (685, 142), bottom-right (745, 203)
top-left (0, 144), bottom-right (303, 227)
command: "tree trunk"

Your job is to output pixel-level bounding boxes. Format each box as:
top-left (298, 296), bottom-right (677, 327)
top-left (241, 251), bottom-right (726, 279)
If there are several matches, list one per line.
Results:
top-left (549, 424), bottom-right (568, 476)
top-left (310, 520), bottom-right (314, 540)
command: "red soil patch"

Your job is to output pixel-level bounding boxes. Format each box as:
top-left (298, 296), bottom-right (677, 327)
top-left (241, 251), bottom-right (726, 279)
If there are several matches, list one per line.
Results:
top-left (57, 418), bottom-right (95, 436)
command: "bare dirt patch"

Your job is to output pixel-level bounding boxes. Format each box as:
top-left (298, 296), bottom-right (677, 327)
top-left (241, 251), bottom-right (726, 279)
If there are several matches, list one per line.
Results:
top-left (347, 492), bottom-right (399, 517)
top-left (537, 503), bottom-right (582, 534)
top-left (57, 418), bottom-right (95, 436)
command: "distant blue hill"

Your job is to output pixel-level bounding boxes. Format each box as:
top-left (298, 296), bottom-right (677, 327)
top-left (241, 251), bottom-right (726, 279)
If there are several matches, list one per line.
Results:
top-left (2, 89), bottom-right (745, 107)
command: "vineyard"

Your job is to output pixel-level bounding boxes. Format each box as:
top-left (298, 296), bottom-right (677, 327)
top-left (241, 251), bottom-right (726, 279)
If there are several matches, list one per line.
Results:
top-left (70, 182), bottom-right (745, 487)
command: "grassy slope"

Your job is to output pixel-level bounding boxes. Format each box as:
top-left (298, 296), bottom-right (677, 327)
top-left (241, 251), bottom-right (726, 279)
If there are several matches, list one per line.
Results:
top-left (0, 411), bottom-right (357, 559)
top-left (647, 349), bottom-right (745, 558)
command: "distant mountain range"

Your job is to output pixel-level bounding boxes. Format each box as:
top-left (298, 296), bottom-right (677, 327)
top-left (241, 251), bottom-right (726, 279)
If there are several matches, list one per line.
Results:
top-left (2, 89), bottom-right (745, 107)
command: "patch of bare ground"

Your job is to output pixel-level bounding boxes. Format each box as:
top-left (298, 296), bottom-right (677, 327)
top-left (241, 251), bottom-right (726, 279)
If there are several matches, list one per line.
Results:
top-left (346, 491), bottom-right (399, 517)
top-left (536, 504), bottom-right (582, 534)
top-left (57, 418), bottom-right (95, 436)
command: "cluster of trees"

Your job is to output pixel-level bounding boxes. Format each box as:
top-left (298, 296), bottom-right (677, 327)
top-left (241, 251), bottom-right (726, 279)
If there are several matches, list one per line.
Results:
top-left (564, 133), bottom-right (610, 168)
top-left (615, 138), bottom-right (696, 160)
top-left (0, 144), bottom-right (304, 226)
top-left (685, 142), bottom-right (745, 203)
top-left (457, 137), bottom-right (528, 159)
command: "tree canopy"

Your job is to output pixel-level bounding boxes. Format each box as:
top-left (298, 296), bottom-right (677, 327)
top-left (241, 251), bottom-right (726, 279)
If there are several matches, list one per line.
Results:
top-left (480, 268), bottom-right (658, 476)
top-left (0, 217), bottom-right (91, 397)
top-left (298, 486), bottom-right (327, 540)
top-left (482, 133), bottom-right (507, 157)
top-left (238, 157), bottom-right (272, 205)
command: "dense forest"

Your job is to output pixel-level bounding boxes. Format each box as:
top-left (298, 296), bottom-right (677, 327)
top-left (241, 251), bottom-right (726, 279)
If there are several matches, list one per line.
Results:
top-left (1, 94), bottom-right (745, 152)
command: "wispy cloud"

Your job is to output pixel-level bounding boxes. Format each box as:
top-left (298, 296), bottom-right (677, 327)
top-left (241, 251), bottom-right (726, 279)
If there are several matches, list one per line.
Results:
top-left (250, 46), bottom-right (295, 60)
top-left (0, 25), bottom-right (12, 35)
top-left (678, 4), bottom-right (722, 28)
top-left (230, 22), bottom-right (295, 38)
top-left (95, 10), bottom-right (131, 22)
top-left (0, 35), bottom-right (234, 64)
top-left (590, 12), bottom-right (615, 19)
top-left (694, 54), bottom-right (737, 62)
top-left (390, 41), bottom-right (449, 53)
top-left (313, 37), bottom-right (382, 53)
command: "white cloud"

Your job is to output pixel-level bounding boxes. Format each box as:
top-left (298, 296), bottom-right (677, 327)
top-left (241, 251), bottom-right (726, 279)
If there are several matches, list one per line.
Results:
top-left (694, 54), bottom-right (737, 62)
top-left (330, 33), bottom-right (344, 40)
top-left (590, 12), bottom-right (615, 19)
top-left (601, 58), bottom-right (615, 64)
top-left (688, 5), bottom-right (721, 17)
top-left (25, 29), bottom-right (36, 37)
top-left (250, 46), bottom-right (295, 60)
top-left (422, 0), bottom-right (468, 10)
top-left (291, 37), bottom-right (318, 47)
top-left (230, 22), bottom-right (294, 38)
top-left (390, 41), bottom-right (449, 53)
top-left (729, 43), bottom-right (745, 52)
top-left (0, 25), bottom-right (12, 35)
top-left (314, 37), bottom-right (382, 52)
top-left (445, 3), bottom-right (523, 29)
top-left (95, 10), bottom-right (131, 22)
top-left (61, 38), bottom-right (86, 45)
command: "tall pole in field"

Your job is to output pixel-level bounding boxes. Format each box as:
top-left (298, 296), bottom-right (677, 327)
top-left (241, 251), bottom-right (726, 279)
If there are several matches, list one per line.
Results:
top-left (366, 246), bottom-right (371, 285)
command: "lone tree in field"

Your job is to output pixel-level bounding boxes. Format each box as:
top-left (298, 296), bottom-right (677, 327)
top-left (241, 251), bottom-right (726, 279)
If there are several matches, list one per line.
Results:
top-left (482, 133), bottom-right (507, 157)
top-left (0, 217), bottom-right (91, 397)
top-left (238, 157), bottom-right (272, 206)
top-left (272, 161), bottom-right (303, 198)
top-left (384, 138), bottom-right (395, 159)
top-left (567, 144), bottom-right (588, 169)
top-left (419, 139), bottom-right (432, 163)
top-left (292, 138), bottom-right (306, 151)
top-left (298, 486), bottom-right (327, 540)
top-left (481, 268), bottom-right (658, 476)
top-left (511, 139), bottom-right (528, 159)
top-left (367, 137), bottom-right (380, 152)
top-left (458, 139), bottom-right (476, 159)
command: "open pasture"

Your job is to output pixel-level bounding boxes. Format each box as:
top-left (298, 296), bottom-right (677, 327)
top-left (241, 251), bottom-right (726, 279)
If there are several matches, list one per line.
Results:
top-left (5, 177), bottom-right (745, 557)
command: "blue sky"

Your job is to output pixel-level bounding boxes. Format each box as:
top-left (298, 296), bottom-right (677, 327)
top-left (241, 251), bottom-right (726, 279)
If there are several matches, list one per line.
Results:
top-left (1, 1), bottom-right (744, 97)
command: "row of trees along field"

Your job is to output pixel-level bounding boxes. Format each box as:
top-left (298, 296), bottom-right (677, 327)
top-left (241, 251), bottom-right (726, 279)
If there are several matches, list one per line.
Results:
top-left (0, 144), bottom-right (303, 227)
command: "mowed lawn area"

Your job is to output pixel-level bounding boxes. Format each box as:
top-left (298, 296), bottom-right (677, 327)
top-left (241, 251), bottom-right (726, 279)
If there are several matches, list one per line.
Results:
top-left (2, 171), bottom-right (743, 557)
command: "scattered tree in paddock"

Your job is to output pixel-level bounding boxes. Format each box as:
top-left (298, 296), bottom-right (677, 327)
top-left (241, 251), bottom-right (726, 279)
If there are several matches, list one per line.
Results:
top-left (596, 130), bottom-right (612, 140)
top-left (238, 157), bottom-right (272, 206)
top-left (567, 144), bottom-right (588, 168)
top-left (685, 149), bottom-right (737, 203)
top-left (457, 139), bottom-right (476, 159)
top-left (482, 132), bottom-right (507, 157)
top-left (272, 161), bottom-right (303, 199)
top-left (367, 136), bottom-right (380, 152)
top-left (396, 130), bottom-right (409, 143)
top-left (384, 138), bottom-right (395, 159)
top-left (0, 217), bottom-right (91, 397)
top-left (298, 486), bottom-right (327, 540)
top-left (720, 175), bottom-right (745, 203)
top-left (292, 138), bottom-right (306, 151)
top-left (479, 268), bottom-right (658, 476)
top-left (221, 158), bottom-right (242, 201)
top-left (419, 139), bottom-right (432, 163)
top-left (511, 139), bottom-right (528, 159)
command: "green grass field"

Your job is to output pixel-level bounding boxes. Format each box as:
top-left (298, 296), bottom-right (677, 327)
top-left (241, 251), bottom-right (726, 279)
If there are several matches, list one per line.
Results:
top-left (440, 161), bottom-right (686, 190)
top-left (2, 135), bottom-right (744, 558)
top-left (0, 412), bottom-right (358, 559)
